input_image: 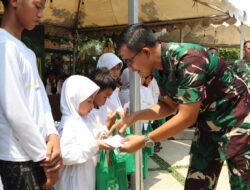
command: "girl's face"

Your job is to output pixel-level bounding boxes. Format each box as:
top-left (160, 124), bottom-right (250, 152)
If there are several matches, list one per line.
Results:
top-left (78, 94), bottom-right (96, 116)
top-left (110, 64), bottom-right (122, 80)
top-left (94, 88), bottom-right (113, 108)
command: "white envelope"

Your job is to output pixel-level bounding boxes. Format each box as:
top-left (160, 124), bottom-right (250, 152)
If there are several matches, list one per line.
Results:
top-left (101, 135), bottom-right (124, 148)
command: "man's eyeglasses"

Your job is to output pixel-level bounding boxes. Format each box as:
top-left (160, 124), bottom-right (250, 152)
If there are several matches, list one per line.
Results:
top-left (122, 46), bottom-right (145, 66)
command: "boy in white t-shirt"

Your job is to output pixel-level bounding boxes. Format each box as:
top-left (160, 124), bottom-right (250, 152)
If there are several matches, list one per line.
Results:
top-left (87, 67), bottom-right (118, 134)
top-left (0, 0), bottom-right (62, 189)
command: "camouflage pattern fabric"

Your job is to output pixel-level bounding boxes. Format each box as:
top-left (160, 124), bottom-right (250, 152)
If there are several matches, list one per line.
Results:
top-left (153, 42), bottom-right (250, 189)
top-left (185, 126), bottom-right (250, 190)
top-left (233, 59), bottom-right (250, 89)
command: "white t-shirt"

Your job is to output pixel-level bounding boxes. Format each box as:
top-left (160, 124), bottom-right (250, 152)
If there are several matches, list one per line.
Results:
top-left (148, 77), bottom-right (160, 104)
top-left (140, 85), bottom-right (155, 127)
top-left (105, 88), bottom-right (123, 113)
top-left (0, 29), bottom-right (58, 162)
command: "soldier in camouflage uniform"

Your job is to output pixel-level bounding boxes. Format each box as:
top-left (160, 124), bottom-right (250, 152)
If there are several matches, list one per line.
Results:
top-left (232, 41), bottom-right (250, 89)
top-left (112, 24), bottom-right (250, 190)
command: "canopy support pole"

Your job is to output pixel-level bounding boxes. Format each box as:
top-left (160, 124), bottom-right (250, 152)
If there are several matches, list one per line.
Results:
top-left (180, 28), bottom-right (184, 43)
top-left (128, 0), bottom-right (143, 190)
top-left (72, 0), bottom-right (83, 74)
top-left (240, 22), bottom-right (245, 59)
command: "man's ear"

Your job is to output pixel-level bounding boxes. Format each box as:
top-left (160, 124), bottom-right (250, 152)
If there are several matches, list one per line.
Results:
top-left (142, 47), bottom-right (151, 57)
top-left (9, 0), bottom-right (18, 8)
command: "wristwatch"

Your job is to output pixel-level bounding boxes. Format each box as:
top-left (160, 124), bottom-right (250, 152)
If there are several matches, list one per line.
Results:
top-left (144, 134), bottom-right (155, 147)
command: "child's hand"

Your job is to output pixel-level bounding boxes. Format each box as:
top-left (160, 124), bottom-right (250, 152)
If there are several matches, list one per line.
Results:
top-left (43, 170), bottom-right (59, 189)
top-left (41, 134), bottom-right (62, 173)
top-left (106, 111), bottom-right (117, 129)
top-left (97, 140), bottom-right (114, 150)
top-left (95, 131), bottom-right (110, 140)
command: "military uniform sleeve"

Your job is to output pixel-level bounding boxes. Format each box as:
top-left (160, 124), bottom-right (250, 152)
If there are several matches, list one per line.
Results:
top-left (177, 54), bottom-right (207, 104)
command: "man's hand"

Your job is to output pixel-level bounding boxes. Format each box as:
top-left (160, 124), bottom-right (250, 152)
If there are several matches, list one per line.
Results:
top-left (41, 134), bottom-right (62, 173)
top-left (120, 135), bottom-right (145, 153)
top-left (108, 112), bottom-right (134, 135)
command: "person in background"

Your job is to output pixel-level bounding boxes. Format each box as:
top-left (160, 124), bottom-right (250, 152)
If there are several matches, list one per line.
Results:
top-left (97, 53), bottom-right (125, 119)
top-left (146, 75), bottom-right (160, 106)
top-left (54, 75), bottom-right (113, 190)
top-left (142, 74), bottom-right (163, 151)
top-left (45, 69), bottom-right (63, 95)
top-left (0, 0), bottom-right (62, 189)
top-left (140, 75), bottom-right (155, 132)
top-left (208, 47), bottom-right (219, 56)
top-left (233, 40), bottom-right (250, 89)
top-left (112, 23), bottom-right (250, 190)
top-left (119, 68), bottom-right (130, 107)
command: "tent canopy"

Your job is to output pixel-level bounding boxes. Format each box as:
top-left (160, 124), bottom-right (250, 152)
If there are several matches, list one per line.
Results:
top-left (159, 24), bottom-right (250, 47)
top-left (0, 0), bottom-right (244, 32)
top-left (42, 0), bottom-right (227, 28)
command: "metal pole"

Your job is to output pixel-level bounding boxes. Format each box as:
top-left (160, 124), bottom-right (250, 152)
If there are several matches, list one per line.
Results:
top-left (72, 0), bottom-right (83, 74)
top-left (72, 31), bottom-right (77, 74)
top-left (180, 28), bottom-right (184, 43)
top-left (240, 22), bottom-right (245, 59)
top-left (128, 0), bottom-right (143, 190)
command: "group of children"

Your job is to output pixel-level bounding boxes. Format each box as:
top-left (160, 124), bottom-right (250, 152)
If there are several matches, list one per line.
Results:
top-left (0, 1), bottom-right (160, 188)
top-left (54, 53), bottom-right (125, 189)
top-left (53, 51), bottom-right (161, 189)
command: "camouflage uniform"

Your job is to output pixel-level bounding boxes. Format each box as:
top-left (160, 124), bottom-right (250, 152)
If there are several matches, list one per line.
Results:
top-left (153, 43), bottom-right (250, 190)
top-left (233, 59), bottom-right (250, 89)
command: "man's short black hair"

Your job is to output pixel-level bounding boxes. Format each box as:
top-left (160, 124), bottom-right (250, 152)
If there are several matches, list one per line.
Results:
top-left (87, 68), bottom-right (117, 91)
top-left (1, 0), bottom-right (9, 8)
top-left (244, 40), bottom-right (250, 47)
top-left (116, 23), bottom-right (158, 53)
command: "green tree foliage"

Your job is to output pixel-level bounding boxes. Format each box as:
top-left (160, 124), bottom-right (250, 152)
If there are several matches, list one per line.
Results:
top-left (219, 48), bottom-right (240, 63)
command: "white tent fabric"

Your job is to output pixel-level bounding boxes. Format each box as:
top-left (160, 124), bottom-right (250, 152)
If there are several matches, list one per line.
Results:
top-left (159, 24), bottom-right (250, 47)
top-left (0, 0), bottom-right (244, 30)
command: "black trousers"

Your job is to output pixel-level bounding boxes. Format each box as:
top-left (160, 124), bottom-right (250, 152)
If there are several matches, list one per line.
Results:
top-left (0, 160), bottom-right (46, 190)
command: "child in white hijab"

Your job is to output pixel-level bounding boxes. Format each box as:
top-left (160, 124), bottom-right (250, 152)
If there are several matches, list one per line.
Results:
top-left (54, 75), bottom-right (112, 190)
top-left (97, 53), bottom-right (124, 115)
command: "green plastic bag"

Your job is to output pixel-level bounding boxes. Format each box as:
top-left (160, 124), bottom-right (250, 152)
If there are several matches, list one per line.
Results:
top-left (96, 150), bottom-right (128, 190)
top-left (142, 149), bottom-right (149, 179)
top-left (113, 115), bottom-right (135, 174)
top-left (96, 150), bottom-right (117, 190)
top-left (110, 151), bottom-right (128, 190)
top-left (115, 149), bottom-right (135, 174)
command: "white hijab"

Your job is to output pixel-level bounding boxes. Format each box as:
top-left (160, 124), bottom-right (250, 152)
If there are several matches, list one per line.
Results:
top-left (60, 75), bottom-right (100, 120)
top-left (97, 53), bottom-right (122, 70)
top-left (55, 75), bottom-right (100, 190)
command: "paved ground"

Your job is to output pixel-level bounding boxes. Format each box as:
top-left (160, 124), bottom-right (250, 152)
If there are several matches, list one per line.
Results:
top-left (143, 129), bottom-right (231, 190)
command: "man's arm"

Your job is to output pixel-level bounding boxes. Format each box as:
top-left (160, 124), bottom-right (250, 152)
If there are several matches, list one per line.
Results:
top-left (109, 99), bottom-right (177, 134)
top-left (148, 101), bottom-right (200, 142)
top-left (120, 101), bottom-right (200, 153)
